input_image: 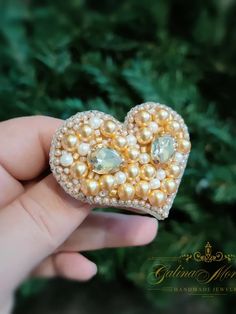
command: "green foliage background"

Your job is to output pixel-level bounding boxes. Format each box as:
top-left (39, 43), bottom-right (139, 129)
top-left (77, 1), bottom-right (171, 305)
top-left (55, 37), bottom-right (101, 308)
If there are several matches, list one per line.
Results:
top-left (1, 0), bottom-right (236, 312)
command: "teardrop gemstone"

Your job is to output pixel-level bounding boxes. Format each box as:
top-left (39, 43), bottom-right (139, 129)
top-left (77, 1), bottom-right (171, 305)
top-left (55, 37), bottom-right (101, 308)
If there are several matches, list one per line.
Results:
top-left (151, 135), bottom-right (175, 163)
top-left (88, 147), bottom-right (123, 174)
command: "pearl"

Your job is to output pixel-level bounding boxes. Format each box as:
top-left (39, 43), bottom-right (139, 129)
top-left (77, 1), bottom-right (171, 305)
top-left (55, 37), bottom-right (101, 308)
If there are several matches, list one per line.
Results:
top-left (136, 181), bottom-right (150, 198)
top-left (162, 178), bottom-right (177, 194)
top-left (149, 178), bottom-right (161, 189)
top-left (118, 183), bottom-right (135, 200)
top-left (139, 153), bottom-right (150, 164)
top-left (101, 120), bottom-right (117, 137)
top-left (126, 134), bottom-right (137, 145)
top-left (178, 139), bottom-right (191, 153)
top-left (77, 143), bottom-right (90, 156)
top-left (126, 164), bottom-right (140, 178)
top-left (149, 190), bottom-right (166, 207)
top-left (89, 117), bottom-right (102, 129)
top-left (114, 171), bottom-right (126, 184)
top-left (62, 134), bottom-right (78, 151)
top-left (70, 161), bottom-right (88, 178)
top-left (156, 109), bottom-right (169, 122)
top-left (99, 175), bottom-right (116, 190)
top-left (168, 164), bottom-right (181, 178)
top-left (60, 152), bottom-right (73, 167)
top-left (113, 136), bottom-right (127, 150)
top-left (135, 110), bottom-right (152, 126)
top-left (77, 124), bottom-right (93, 140)
top-left (126, 147), bottom-right (140, 162)
top-left (174, 152), bottom-right (184, 163)
top-left (148, 121), bottom-right (159, 133)
top-left (166, 120), bottom-right (180, 133)
top-left (81, 179), bottom-right (100, 196)
top-left (140, 164), bottom-right (156, 180)
top-left (137, 127), bottom-right (153, 145)
top-left (156, 169), bottom-right (166, 180)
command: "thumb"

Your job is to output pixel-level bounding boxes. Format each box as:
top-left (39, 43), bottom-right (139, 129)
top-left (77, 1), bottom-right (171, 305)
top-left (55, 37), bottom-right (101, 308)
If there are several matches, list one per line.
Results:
top-left (0, 174), bottom-right (91, 299)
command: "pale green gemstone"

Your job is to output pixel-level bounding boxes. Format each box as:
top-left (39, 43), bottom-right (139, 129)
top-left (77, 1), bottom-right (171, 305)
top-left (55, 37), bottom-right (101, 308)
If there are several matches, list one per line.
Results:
top-left (88, 147), bottom-right (123, 174)
top-left (151, 135), bottom-right (175, 163)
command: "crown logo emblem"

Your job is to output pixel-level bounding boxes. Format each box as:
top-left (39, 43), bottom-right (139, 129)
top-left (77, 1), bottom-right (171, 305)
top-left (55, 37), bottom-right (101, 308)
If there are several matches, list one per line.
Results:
top-left (179, 242), bottom-right (235, 263)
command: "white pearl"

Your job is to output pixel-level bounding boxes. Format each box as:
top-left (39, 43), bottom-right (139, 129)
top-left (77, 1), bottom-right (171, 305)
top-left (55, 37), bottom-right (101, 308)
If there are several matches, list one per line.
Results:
top-left (174, 152), bottom-right (184, 163)
top-left (126, 134), bottom-right (137, 145)
top-left (115, 171), bottom-right (127, 184)
top-left (60, 152), bottom-right (73, 167)
top-left (139, 153), bottom-right (150, 164)
top-left (89, 117), bottom-right (102, 129)
top-left (156, 169), bottom-right (166, 180)
top-left (148, 122), bottom-right (158, 133)
top-left (149, 178), bottom-right (161, 189)
top-left (77, 143), bottom-right (90, 156)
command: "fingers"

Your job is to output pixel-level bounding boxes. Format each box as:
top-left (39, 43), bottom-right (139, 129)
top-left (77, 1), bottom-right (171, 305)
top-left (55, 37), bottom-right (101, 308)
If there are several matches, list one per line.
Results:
top-left (0, 174), bottom-right (92, 295)
top-left (0, 116), bottom-right (62, 181)
top-left (59, 212), bottom-right (158, 252)
top-left (32, 253), bottom-right (97, 281)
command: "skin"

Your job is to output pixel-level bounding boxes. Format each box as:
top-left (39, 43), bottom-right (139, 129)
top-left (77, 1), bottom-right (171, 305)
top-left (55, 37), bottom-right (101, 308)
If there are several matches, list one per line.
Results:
top-left (0, 116), bottom-right (158, 312)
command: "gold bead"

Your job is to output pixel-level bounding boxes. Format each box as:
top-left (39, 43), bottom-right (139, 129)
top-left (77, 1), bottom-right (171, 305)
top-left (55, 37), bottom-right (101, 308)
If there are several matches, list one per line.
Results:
top-left (136, 181), bottom-right (150, 198)
top-left (77, 124), bottom-right (93, 140)
top-left (112, 136), bottom-right (127, 150)
top-left (109, 189), bottom-right (117, 197)
top-left (62, 134), bottom-right (78, 151)
top-left (156, 109), bottom-right (170, 122)
top-left (166, 120), bottom-right (180, 133)
top-left (178, 139), bottom-right (191, 153)
top-left (135, 110), bottom-right (152, 126)
top-left (149, 190), bottom-right (166, 207)
top-left (99, 174), bottom-right (116, 190)
top-left (118, 183), bottom-right (135, 200)
top-left (81, 179), bottom-right (100, 196)
top-left (136, 127), bottom-right (153, 144)
top-left (126, 164), bottom-right (140, 178)
top-left (167, 164), bottom-right (181, 178)
top-left (140, 164), bottom-right (156, 180)
top-left (100, 120), bottom-right (117, 137)
top-left (161, 178), bottom-right (177, 194)
top-left (126, 147), bottom-right (140, 162)
top-left (70, 161), bottom-right (88, 179)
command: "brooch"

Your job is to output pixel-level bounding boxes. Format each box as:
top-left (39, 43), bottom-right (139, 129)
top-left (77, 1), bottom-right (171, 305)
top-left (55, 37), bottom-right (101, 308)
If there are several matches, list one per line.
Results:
top-left (49, 102), bottom-right (191, 220)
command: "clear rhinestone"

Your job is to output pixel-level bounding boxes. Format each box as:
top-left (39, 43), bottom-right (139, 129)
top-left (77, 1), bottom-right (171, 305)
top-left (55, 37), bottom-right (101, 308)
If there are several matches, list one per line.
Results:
top-left (88, 147), bottom-right (123, 174)
top-left (151, 135), bottom-right (175, 163)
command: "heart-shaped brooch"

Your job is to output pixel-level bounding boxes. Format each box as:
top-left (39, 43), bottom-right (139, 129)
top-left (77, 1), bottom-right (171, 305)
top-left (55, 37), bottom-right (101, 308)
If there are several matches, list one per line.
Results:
top-left (49, 102), bottom-right (191, 220)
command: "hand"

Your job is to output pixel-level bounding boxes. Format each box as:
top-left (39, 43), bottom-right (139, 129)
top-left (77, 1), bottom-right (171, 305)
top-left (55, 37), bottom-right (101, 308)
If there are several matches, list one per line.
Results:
top-left (0, 116), bottom-right (158, 312)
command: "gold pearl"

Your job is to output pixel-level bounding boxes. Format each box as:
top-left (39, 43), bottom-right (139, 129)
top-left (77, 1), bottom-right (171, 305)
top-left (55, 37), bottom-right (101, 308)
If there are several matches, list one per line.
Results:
top-left (81, 179), bottom-right (100, 196)
top-left (166, 120), bottom-right (180, 133)
top-left (62, 134), bottom-right (78, 151)
top-left (140, 164), bottom-right (156, 180)
top-left (118, 183), bottom-right (135, 200)
top-left (178, 139), bottom-right (191, 153)
top-left (112, 136), bottom-right (127, 150)
top-left (77, 124), bottom-right (93, 140)
top-left (101, 120), bottom-right (117, 137)
top-left (167, 164), bottom-right (181, 178)
top-left (126, 147), bottom-right (140, 162)
top-left (137, 127), bottom-right (153, 144)
top-left (156, 109), bottom-right (169, 122)
top-left (136, 181), bottom-right (150, 198)
top-left (99, 174), bottom-right (116, 190)
top-left (135, 110), bottom-right (151, 126)
top-left (126, 164), bottom-right (140, 178)
top-left (70, 161), bottom-right (88, 178)
top-left (161, 178), bottom-right (177, 194)
top-left (149, 190), bottom-right (166, 207)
